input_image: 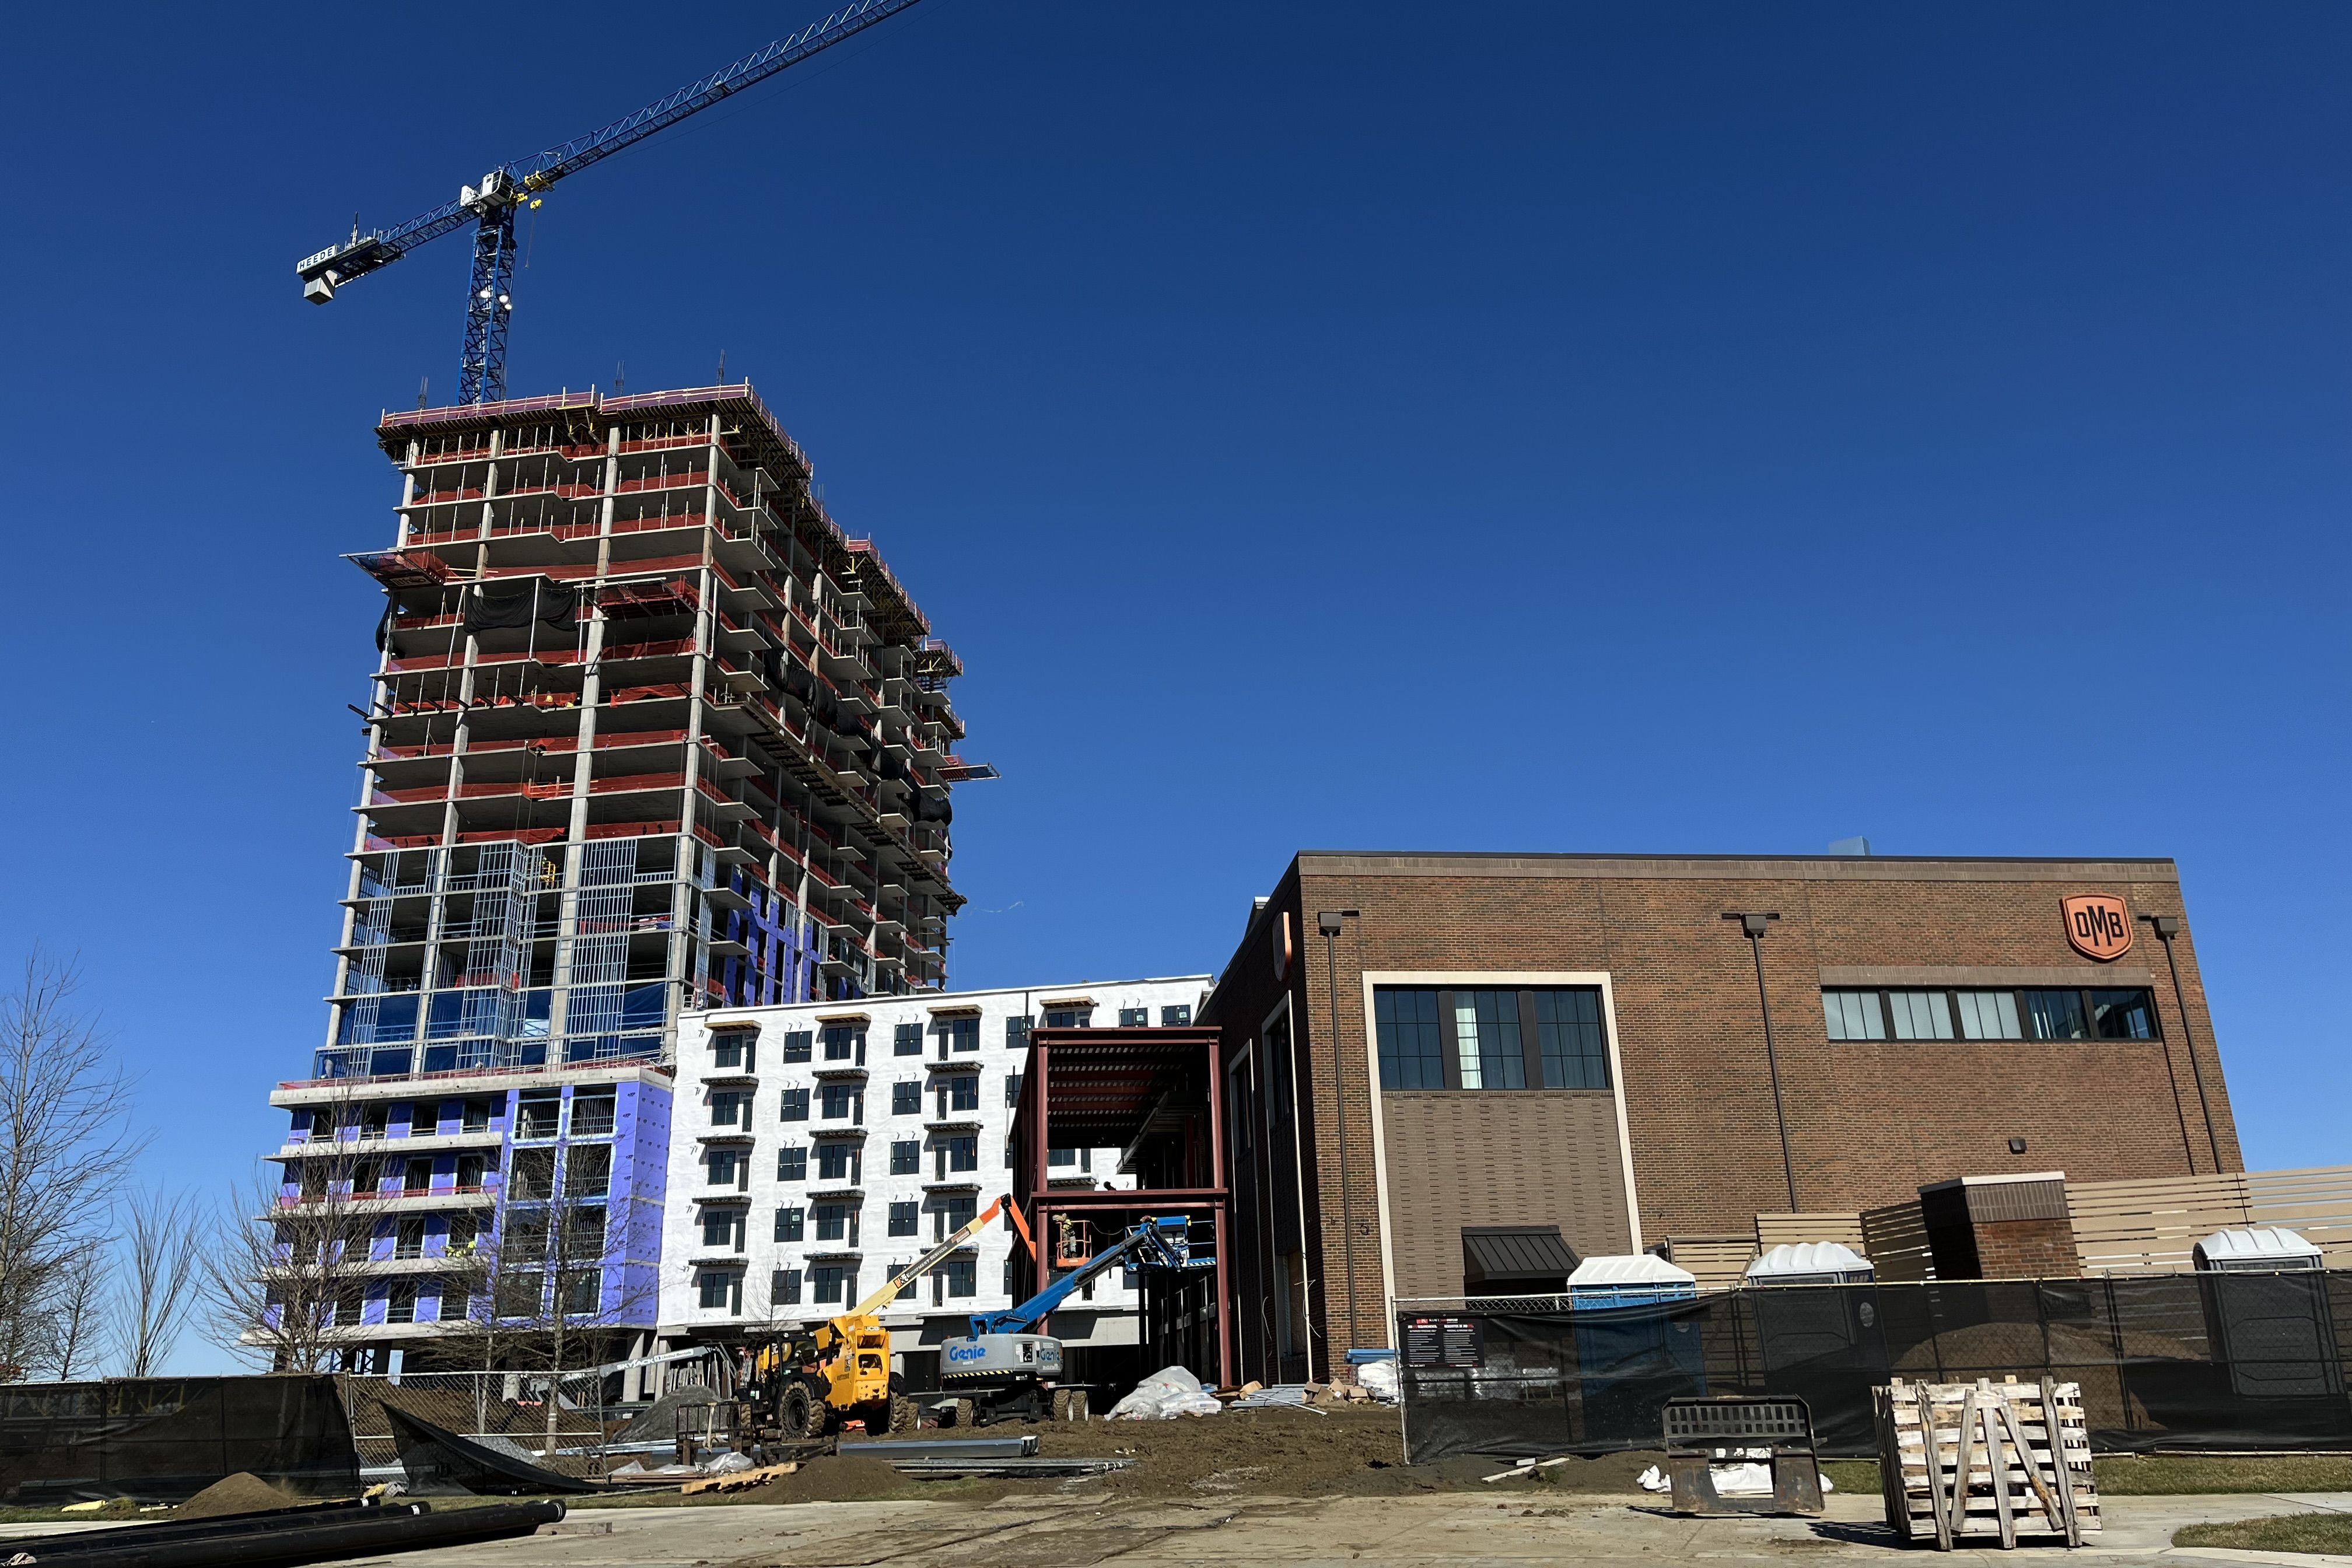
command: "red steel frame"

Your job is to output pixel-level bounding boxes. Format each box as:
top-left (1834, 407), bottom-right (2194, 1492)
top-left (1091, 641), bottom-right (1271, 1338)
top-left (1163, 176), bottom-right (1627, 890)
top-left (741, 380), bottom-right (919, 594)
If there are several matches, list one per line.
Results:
top-left (1011, 1027), bottom-right (1231, 1387)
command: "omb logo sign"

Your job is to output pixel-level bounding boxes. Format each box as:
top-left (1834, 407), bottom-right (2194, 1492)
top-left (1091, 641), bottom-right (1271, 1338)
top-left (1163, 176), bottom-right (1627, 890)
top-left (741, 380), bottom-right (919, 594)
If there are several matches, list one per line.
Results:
top-left (2062, 894), bottom-right (2133, 961)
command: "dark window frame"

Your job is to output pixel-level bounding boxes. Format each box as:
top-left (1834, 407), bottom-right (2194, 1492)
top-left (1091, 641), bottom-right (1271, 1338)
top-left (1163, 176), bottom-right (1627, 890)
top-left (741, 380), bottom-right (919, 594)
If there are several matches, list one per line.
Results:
top-left (1820, 985), bottom-right (2162, 1044)
top-left (1373, 985), bottom-right (1614, 1093)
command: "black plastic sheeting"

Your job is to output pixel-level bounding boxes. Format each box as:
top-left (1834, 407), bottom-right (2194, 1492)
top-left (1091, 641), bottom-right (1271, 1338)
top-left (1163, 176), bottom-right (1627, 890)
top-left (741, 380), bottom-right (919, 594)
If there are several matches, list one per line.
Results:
top-left (1399, 1272), bottom-right (2352, 1463)
top-left (383, 1406), bottom-right (602, 1496)
top-left (0, 1377), bottom-right (360, 1503)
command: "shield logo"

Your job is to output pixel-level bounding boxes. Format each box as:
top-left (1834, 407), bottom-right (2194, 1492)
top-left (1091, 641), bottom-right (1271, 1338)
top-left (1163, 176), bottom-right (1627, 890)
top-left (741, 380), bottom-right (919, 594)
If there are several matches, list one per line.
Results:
top-left (2062, 894), bottom-right (2133, 961)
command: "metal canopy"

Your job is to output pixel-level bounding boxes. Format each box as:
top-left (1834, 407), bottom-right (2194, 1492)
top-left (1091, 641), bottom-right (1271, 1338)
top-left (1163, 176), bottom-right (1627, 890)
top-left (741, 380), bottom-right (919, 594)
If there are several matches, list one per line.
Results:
top-left (1462, 1225), bottom-right (1581, 1286)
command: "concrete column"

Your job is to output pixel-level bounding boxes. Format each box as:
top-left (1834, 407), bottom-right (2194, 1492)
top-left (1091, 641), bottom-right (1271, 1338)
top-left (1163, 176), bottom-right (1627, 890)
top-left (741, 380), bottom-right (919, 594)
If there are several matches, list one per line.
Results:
top-left (548, 422), bottom-right (621, 1057)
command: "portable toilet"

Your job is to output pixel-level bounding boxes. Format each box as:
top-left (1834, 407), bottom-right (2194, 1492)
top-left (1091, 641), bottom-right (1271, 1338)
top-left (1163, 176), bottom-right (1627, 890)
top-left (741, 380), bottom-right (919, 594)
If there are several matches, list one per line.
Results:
top-left (1745, 1242), bottom-right (1873, 1287)
top-left (2194, 1227), bottom-right (2340, 1399)
top-left (1567, 1255), bottom-right (1702, 1443)
top-left (1741, 1242), bottom-right (1886, 1447)
top-left (1568, 1254), bottom-right (1700, 1309)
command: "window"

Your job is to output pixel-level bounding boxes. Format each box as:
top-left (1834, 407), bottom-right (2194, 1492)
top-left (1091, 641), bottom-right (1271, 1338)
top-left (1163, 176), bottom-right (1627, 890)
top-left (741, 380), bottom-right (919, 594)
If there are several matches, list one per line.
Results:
top-left (821, 1023), bottom-right (864, 1063)
top-left (1452, 991), bottom-right (1524, 1090)
top-left (2027, 989), bottom-right (2090, 1041)
top-left (1377, 985), bottom-right (1611, 1091)
top-left (1161, 1004), bottom-right (1192, 1027)
top-left (889, 1201), bottom-right (919, 1236)
top-left (890, 1140), bottom-right (919, 1175)
top-left (1888, 991), bottom-right (1955, 1041)
top-left (508, 1148), bottom-right (557, 1200)
top-left (1044, 1007), bottom-right (1091, 1028)
top-left (444, 1214), bottom-right (478, 1256)
top-left (706, 1147), bottom-right (742, 1186)
top-left (817, 1142), bottom-right (856, 1182)
top-left (1533, 988), bottom-right (1610, 1088)
top-left (815, 1203), bottom-right (850, 1242)
top-left (386, 1282), bottom-right (417, 1324)
top-left (772, 1142), bottom-right (806, 1180)
top-left (712, 1034), bottom-right (746, 1068)
top-left (567, 1208), bottom-right (607, 1261)
top-left (394, 1217), bottom-right (425, 1260)
top-left (695, 1269), bottom-right (738, 1310)
top-left (1825, 986), bottom-right (2157, 1045)
top-left (781, 1030), bottom-right (813, 1063)
top-left (1376, 989), bottom-right (1445, 1089)
top-left (779, 1087), bottom-right (810, 1122)
top-left (502, 1212), bottom-right (549, 1266)
top-left (939, 1194), bottom-right (977, 1236)
top-left (891, 1080), bottom-right (921, 1115)
top-left (771, 1268), bottom-right (802, 1306)
top-left (570, 1091), bottom-right (616, 1137)
top-left (701, 1208), bottom-right (740, 1250)
top-left (938, 1256), bottom-right (976, 1298)
top-left (1822, 990), bottom-right (1888, 1041)
top-left (559, 1269), bottom-right (601, 1315)
top-left (1957, 990), bottom-right (2024, 1040)
top-left (1118, 1007), bottom-right (1149, 1027)
top-left (461, 1098), bottom-right (492, 1133)
top-left (775, 1206), bottom-right (804, 1242)
top-left (2091, 989), bottom-right (2157, 1040)
top-left (893, 1022), bottom-right (923, 1056)
top-left (813, 1265), bottom-right (849, 1304)
top-left (494, 1272), bottom-right (542, 1317)
top-left (710, 1091), bottom-right (746, 1127)
top-left (945, 1135), bottom-right (979, 1172)
top-left (819, 1083), bottom-right (859, 1121)
top-left (1048, 1147), bottom-right (1077, 1168)
top-left (941, 1016), bottom-right (979, 1054)
top-left (565, 1144), bottom-right (612, 1199)
top-left (402, 1103), bottom-right (438, 1136)
top-left (516, 1091), bottom-right (561, 1139)
top-left (1006, 1014), bottom-right (1032, 1050)
top-left (401, 1156), bottom-right (433, 1192)
top-left (334, 1293), bottom-right (363, 1327)
top-left (947, 1076), bottom-right (979, 1112)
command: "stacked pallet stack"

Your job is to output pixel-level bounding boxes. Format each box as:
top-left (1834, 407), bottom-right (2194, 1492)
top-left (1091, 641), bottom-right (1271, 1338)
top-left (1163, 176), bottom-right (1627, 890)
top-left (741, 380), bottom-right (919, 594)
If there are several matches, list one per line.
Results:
top-left (1873, 1376), bottom-right (2099, 1550)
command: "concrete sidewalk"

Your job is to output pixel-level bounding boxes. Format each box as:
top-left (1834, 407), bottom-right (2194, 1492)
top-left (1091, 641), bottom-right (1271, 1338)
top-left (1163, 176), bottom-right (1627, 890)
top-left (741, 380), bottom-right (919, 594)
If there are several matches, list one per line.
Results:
top-left (266, 1488), bottom-right (2352, 1567)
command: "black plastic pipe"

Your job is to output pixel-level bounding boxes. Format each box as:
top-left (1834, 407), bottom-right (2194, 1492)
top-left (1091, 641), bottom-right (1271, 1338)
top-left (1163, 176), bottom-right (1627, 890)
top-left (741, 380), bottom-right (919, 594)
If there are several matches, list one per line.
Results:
top-left (10, 1501), bottom-right (564, 1568)
top-left (5, 1500), bottom-right (400, 1559)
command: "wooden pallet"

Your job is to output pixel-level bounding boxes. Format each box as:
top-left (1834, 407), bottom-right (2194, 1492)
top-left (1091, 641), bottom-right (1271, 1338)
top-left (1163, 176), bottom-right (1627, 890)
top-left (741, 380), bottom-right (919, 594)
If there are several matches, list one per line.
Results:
top-left (1874, 1376), bottom-right (2099, 1550)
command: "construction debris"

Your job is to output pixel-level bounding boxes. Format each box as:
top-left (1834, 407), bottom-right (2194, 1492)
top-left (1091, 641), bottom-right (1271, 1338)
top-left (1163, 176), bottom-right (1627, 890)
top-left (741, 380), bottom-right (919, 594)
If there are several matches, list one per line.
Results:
top-left (886, 1457), bottom-right (1135, 1479)
top-left (681, 1461), bottom-right (799, 1496)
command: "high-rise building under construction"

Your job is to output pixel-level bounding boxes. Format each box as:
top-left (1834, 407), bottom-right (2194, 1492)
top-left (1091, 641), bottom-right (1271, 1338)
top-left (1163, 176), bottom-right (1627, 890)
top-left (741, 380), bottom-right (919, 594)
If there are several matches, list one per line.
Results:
top-left (265, 383), bottom-right (982, 1370)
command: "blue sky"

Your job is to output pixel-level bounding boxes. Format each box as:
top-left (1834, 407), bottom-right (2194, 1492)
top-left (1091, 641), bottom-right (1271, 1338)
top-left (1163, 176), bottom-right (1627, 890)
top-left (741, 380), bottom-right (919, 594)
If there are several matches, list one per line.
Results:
top-left (0, 3), bottom-right (2344, 1367)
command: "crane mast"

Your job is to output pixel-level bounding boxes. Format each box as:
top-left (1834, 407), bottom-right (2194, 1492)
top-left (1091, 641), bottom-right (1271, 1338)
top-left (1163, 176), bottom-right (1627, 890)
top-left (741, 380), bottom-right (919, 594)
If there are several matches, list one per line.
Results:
top-left (294, 0), bottom-right (929, 403)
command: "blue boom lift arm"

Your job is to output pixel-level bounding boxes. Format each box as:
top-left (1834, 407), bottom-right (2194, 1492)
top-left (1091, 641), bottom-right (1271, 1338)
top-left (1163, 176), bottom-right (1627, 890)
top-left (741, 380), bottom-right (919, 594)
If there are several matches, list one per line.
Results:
top-left (293, 0), bottom-right (929, 404)
top-left (965, 1217), bottom-right (1209, 1337)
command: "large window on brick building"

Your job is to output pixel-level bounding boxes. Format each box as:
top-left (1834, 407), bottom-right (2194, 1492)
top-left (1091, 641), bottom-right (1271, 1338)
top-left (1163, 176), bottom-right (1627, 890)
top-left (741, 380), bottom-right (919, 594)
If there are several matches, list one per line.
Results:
top-left (1824, 986), bottom-right (2159, 1043)
top-left (1373, 985), bottom-right (1611, 1091)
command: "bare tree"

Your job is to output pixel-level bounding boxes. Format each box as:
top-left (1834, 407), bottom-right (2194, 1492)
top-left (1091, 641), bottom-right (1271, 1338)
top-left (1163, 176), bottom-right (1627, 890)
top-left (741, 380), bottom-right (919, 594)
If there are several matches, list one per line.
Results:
top-left (0, 956), bottom-right (140, 1380)
top-left (204, 1084), bottom-right (375, 1373)
top-left (51, 1242), bottom-right (109, 1381)
top-left (119, 1189), bottom-right (202, 1377)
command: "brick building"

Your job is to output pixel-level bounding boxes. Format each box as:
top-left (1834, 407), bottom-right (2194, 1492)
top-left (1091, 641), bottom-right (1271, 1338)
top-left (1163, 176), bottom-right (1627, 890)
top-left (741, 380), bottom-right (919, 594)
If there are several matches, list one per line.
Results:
top-left (1196, 851), bottom-right (2238, 1385)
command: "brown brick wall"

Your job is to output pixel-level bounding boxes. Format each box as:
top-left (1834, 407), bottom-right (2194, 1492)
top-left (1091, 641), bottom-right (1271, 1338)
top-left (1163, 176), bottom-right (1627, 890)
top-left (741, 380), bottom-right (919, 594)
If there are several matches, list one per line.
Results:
top-left (1380, 1091), bottom-right (1632, 1300)
top-left (1199, 852), bottom-right (2240, 1367)
top-left (1971, 1217), bottom-right (2083, 1280)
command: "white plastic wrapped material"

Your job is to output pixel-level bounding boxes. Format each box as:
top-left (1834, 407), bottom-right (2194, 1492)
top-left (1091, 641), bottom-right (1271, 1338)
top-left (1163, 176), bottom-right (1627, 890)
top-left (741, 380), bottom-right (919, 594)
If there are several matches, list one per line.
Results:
top-left (1638, 1461), bottom-right (1832, 1496)
top-left (1108, 1364), bottom-right (1223, 1419)
top-left (1637, 1464), bottom-right (1669, 1492)
top-left (1356, 1359), bottom-right (1400, 1404)
top-left (701, 1450), bottom-right (755, 1475)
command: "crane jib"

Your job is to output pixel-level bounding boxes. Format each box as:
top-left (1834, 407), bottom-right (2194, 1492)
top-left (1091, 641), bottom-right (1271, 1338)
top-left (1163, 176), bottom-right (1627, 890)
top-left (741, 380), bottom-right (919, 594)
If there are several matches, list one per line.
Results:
top-left (292, 0), bottom-right (929, 402)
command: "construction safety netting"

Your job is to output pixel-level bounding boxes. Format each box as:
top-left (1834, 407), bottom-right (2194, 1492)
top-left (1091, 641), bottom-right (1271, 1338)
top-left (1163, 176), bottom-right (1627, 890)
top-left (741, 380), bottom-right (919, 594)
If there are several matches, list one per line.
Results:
top-left (0, 1377), bottom-right (359, 1503)
top-left (1398, 1272), bottom-right (2352, 1462)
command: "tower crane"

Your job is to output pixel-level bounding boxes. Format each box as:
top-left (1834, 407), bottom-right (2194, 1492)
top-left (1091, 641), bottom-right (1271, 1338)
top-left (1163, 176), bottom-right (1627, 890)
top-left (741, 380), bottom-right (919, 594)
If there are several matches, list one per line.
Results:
top-left (295, 0), bottom-right (929, 405)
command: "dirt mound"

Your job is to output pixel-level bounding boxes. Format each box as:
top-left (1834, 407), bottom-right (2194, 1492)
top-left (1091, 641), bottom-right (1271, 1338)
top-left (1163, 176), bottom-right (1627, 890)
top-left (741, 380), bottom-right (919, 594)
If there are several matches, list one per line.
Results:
top-left (175, 1472), bottom-right (307, 1520)
top-left (726, 1455), bottom-right (912, 1504)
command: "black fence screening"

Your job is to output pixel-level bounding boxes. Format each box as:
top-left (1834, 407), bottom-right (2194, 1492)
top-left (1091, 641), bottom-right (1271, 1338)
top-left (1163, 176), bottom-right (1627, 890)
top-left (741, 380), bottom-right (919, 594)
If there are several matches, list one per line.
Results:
top-left (1398, 1272), bottom-right (2352, 1463)
top-left (0, 1377), bottom-right (360, 1503)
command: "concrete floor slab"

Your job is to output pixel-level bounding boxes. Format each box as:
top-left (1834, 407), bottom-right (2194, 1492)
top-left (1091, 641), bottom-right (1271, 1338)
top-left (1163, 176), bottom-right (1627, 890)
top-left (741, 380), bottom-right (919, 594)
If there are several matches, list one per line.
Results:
top-left (17, 1490), bottom-right (2352, 1567)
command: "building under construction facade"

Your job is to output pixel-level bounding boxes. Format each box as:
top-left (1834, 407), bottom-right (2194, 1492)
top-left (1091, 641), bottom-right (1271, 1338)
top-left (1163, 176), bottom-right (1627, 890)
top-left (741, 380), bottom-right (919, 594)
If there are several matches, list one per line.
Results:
top-left (265, 383), bottom-right (982, 1370)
